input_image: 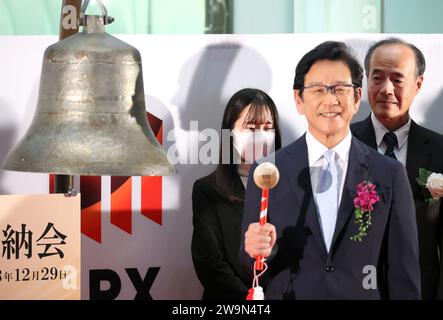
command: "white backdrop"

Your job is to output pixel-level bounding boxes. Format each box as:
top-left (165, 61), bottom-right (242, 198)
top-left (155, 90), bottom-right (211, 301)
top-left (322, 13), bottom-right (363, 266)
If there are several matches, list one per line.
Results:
top-left (0, 34), bottom-right (442, 299)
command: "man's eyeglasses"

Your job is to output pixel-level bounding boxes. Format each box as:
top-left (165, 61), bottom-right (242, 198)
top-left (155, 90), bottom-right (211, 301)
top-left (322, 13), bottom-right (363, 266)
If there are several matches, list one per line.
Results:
top-left (302, 84), bottom-right (356, 99)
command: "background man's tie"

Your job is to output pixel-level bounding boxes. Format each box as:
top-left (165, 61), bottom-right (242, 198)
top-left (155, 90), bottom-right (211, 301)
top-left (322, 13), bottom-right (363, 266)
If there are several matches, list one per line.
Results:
top-left (383, 132), bottom-right (398, 159)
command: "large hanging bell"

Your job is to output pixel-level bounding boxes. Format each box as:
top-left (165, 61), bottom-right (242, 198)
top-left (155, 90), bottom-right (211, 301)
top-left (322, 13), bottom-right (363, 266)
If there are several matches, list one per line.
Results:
top-left (3, 4), bottom-right (175, 176)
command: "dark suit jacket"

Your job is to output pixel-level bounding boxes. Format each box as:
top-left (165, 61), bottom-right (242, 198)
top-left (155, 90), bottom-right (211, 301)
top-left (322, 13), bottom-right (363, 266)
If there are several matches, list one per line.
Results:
top-left (192, 171), bottom-right (251, 299)
top-left (351, 116), bottom-right (443, 300)
top-left (239, 135), bottom-right (421, 299)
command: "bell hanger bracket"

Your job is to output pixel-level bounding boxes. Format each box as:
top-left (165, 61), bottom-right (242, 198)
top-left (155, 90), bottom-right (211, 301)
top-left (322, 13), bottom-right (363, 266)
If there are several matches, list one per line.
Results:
top-left (79, 0), bottom-right (114, 26)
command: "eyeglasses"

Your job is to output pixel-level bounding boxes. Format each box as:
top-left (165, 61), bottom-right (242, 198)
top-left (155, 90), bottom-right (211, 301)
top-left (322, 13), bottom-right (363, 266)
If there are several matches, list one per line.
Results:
top-left (302, 84), bottom-right (356, 99)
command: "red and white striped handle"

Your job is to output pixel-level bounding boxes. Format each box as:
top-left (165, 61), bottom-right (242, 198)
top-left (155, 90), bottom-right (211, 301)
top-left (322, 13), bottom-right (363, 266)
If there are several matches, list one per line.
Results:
top-left (255, 188), bottom-right (269, 271)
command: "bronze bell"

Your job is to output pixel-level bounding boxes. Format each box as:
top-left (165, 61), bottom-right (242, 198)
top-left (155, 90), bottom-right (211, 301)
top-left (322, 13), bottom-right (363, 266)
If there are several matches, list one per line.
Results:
top-left (2, 1), bottom-right (175, 176)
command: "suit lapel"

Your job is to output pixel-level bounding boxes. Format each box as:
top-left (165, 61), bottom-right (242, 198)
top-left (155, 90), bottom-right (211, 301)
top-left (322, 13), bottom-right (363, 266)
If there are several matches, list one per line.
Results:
top-left (284, 135), bottom-right (328, 255)
top-left (352, 116), bottom-right (378, 150)
top-left (330, 137), bottom-right (373, 252)
top-left (284, 136), bottom-right (374, 256)
top-left (406, 121), bottom-right (431, 194)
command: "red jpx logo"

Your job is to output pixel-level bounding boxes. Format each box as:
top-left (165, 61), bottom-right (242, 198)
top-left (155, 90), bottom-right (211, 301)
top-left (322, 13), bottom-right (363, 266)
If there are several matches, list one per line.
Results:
top-left (50, 113), bottom-right (164, 243)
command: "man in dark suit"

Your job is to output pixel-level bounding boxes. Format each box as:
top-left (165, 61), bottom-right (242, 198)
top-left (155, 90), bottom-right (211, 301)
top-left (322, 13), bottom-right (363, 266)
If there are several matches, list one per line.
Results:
top-left (351, 38), bottom-right (443, 300)
top-left (239, 41), bottom-right (421, 299)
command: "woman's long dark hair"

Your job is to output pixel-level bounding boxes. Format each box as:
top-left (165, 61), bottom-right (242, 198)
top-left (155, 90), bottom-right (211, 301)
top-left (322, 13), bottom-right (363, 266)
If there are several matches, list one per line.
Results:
top-left (215, 88), bottom-right (282, 202)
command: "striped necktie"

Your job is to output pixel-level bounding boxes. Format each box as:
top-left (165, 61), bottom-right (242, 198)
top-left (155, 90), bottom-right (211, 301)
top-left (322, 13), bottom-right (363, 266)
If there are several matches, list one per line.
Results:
top-left (383, 132), bottom-right (398, 159)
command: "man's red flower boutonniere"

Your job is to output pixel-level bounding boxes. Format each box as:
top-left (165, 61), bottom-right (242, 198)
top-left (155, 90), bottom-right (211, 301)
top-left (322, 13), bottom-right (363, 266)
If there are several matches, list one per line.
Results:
top-left (351, 181), bottom-right (380, 242)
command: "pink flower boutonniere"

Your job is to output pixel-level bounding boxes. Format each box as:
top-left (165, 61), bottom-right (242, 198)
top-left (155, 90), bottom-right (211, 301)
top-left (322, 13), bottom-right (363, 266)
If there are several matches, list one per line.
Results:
top-left (351, 181), bottom-right (380, 242)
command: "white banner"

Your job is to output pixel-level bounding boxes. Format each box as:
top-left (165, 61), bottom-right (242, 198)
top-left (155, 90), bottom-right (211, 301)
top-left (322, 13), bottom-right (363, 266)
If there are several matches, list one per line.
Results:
top-left (0, 194), bottom-right (80, 300)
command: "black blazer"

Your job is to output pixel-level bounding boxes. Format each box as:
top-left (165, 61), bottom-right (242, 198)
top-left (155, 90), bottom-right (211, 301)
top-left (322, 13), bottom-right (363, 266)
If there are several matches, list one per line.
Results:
top-left (239, 135), bottom-right (421, 299)
top-left (351, 116), bottom-right (443, 300)
top-left (191, 171), bottom-right (251, 300)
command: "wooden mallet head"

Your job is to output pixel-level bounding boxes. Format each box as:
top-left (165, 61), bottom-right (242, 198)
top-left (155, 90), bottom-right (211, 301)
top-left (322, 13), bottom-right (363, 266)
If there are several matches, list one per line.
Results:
top-left (253, 162), bottom-right (279, 190)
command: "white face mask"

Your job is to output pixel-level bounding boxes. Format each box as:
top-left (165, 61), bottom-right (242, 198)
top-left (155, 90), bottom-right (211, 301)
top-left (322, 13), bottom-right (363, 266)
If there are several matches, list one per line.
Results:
top-left (232, 130), bottom-right (276, 164)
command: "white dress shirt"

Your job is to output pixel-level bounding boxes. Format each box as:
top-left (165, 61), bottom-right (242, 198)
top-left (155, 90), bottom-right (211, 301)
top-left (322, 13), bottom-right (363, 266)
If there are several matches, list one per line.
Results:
top-left (371, 112), bottom-right (411, 166)
top-left (306, 130), bottom-right (352, 250)
top-left (240, 176), bottom-right (248, 189)
top-left (306, 130), bottom-right (351, 204)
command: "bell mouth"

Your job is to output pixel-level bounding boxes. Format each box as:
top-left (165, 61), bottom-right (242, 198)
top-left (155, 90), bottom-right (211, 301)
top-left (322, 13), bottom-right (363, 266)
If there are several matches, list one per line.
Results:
top-left (2, 106), bottom-right (176, 176)
top-left (2, 136), bottom-right (176, 177)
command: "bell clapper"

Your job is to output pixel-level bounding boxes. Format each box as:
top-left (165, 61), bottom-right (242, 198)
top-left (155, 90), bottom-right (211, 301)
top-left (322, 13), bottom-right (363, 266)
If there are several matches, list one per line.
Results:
top-left (64, 187), bottom-right (78, 198)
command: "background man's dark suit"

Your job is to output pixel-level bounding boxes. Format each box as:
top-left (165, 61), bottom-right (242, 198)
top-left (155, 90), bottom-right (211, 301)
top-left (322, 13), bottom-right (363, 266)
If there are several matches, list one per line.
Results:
top-left (352, 116), bottom-right (443, 299)
top-left (239, 135), bottom-right (421, 299)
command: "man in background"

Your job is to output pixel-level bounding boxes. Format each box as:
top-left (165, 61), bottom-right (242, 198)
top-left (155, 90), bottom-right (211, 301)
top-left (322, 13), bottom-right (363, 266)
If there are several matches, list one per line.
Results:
top-left (351, 38), bottom-right (443, 299)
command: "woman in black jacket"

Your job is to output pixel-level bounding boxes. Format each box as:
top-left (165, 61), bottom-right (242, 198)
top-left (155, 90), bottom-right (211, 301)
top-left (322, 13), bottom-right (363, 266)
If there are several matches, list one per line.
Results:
top-left (191, 88), bottom-right (282, 299)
